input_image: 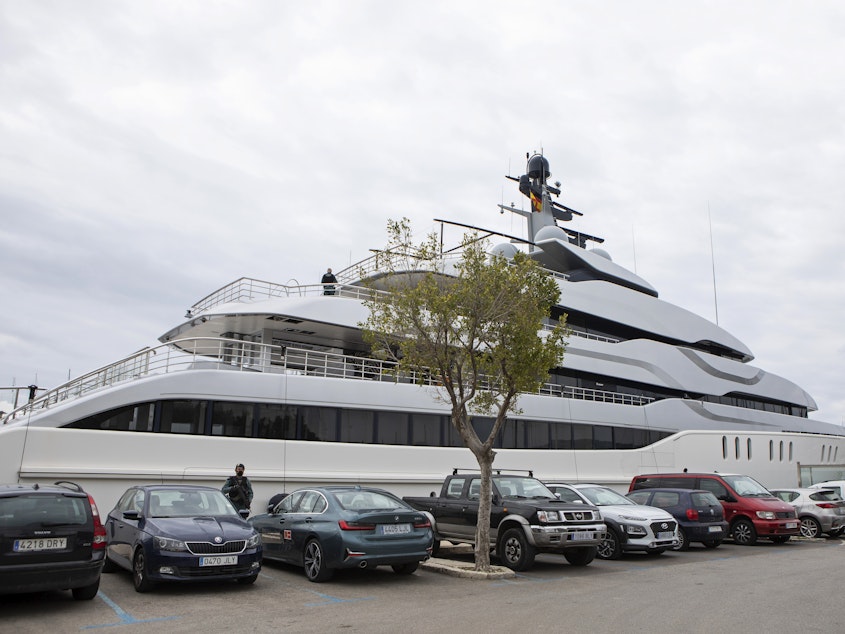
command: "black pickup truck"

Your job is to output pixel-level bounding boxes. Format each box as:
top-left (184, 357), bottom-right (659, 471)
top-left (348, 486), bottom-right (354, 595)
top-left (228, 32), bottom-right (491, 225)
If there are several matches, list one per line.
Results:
top-left (403, 470), bottom-right (605, 571)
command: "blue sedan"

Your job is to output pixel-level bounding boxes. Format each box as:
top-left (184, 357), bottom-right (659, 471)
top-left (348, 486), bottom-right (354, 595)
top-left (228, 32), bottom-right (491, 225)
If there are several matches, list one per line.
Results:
top-left (250, 486), bottom-right (433, 582)
top-left (103, 485), bottom-right (262, 592)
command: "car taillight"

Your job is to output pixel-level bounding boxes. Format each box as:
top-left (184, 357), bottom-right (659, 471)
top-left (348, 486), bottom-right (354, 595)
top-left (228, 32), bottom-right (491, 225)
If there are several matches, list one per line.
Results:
top-left (685, 508), bottom-right (699, 521)
top-left (338, 520), bottom-right (375, 531)
top-left (88, 494), bottom-right (107, 550)
top-left (414, 518), bottom-right (431, 529)
top-left (816, 502), bottom-right (837, 509)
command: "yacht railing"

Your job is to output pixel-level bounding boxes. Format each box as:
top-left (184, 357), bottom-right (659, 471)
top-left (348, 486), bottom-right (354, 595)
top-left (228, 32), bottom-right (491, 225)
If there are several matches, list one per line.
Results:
top-left (192, 254), bottom-right (570, 315)
top-left (190, 277), bottom-right (382, 313)
top-left (2, 336), bottom-right (653, 425)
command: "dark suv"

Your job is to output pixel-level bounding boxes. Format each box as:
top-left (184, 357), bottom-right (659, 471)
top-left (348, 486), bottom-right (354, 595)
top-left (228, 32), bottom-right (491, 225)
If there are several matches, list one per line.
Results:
top-left (626, 488), bottom-right (728, 550)
top-left (0, 481), bottom-right (107, 600)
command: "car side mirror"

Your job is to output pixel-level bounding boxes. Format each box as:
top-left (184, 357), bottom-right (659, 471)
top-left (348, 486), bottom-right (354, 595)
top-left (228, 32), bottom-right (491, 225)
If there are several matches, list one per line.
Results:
top-left (238, 508), bottom-right (250, 519)
top-left (122, 510), bottom-right (140, 520)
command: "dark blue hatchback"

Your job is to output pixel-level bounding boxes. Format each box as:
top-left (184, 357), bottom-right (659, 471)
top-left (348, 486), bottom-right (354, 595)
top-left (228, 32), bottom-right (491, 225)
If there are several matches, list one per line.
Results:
top-left (627, 488), bottom-right (728, 550)
top-left (103, 485), bottom-right (262, 592)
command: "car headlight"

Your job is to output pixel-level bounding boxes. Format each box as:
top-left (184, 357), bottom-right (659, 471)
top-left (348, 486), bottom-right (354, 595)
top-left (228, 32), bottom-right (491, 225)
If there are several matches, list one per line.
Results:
top-left (537, 510), bottom-right (561, 522)
top-left (624, 524), bottom-right (647, 536)
top-left (618, 514), bottom-right (647, 522)
top-left (246, 533), bottom-right (261, 548)
top-left (756, 511), bottom-right (776, 520)
top-left (154, 536), bottom-right (188, 552)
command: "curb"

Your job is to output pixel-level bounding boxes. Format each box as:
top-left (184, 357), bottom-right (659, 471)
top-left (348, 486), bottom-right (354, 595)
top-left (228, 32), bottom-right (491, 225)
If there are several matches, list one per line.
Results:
top-left (420, 544), bottom-right (516, 579)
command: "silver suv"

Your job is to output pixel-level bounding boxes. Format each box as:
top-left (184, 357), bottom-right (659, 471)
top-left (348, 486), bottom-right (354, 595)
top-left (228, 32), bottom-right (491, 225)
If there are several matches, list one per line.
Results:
top-left (546, 483), bottom-right (678, 559)
top-left (0, 481), bottom-right (107, 600)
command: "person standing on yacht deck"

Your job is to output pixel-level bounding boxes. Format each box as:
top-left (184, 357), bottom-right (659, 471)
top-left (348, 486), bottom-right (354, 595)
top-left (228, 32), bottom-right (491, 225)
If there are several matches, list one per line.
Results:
top-left (321, 268), bottom-right (338, 295)
top-left (222, 463), bottom-right (253, 512)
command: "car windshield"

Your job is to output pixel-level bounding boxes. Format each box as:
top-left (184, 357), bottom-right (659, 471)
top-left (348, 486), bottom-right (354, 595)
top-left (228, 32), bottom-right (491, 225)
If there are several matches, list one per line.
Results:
top-left (577, 486), bottom-right (633, 506)
top-left (148, 489), bottom-right (238, 518)
top-left (493, 476), bottom-right (555, 499)
top-left (722, 475), bottom-right (772, 497)
top-left (335, 490), bottom-right (407, 511)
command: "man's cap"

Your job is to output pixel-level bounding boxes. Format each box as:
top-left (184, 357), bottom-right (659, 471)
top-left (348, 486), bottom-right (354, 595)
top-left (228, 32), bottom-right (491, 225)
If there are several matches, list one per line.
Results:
top-left (235, 463), bottom-right (245, 469)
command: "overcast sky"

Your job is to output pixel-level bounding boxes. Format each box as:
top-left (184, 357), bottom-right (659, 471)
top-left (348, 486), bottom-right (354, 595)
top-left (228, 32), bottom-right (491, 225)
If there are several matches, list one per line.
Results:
top-left (1, 1), bottom-right (843, 425)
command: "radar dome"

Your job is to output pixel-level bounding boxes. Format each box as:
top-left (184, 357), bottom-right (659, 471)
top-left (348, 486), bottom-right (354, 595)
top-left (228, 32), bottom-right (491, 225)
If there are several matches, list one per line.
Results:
top-left (534, 225), bottom-right (569, 243)
top-left (490, 242), bottom-right (519, 260)
top-left (527, 154), bottom-right (551, 180)
top-left (590, 248), bottom-right (612, 261)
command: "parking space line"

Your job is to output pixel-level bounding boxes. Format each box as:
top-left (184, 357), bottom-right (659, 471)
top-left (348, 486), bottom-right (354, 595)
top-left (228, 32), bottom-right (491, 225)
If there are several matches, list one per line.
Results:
top-left (304, 590), bottom-right (374, 607)
top-left (82, 591), bottom-right (180, 629)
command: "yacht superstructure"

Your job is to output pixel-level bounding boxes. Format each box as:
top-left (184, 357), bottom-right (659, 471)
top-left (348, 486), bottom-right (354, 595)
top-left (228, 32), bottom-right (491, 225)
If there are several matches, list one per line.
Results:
top-left (3, 153), bottom-right (843, 512)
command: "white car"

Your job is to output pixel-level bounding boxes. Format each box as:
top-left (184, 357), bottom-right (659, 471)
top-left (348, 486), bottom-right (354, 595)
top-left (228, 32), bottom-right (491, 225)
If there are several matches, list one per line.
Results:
top-left (546, 483), bottom-right (678, 559)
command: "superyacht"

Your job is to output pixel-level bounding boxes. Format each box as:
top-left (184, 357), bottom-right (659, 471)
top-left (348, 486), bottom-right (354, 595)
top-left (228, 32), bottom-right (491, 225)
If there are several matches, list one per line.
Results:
top-left (3, 152), bottom-right (843, 511)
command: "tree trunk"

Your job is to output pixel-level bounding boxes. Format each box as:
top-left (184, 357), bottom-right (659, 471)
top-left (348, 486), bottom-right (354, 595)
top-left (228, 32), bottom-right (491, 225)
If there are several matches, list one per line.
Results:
top-left (473, 452), bottom-right (494, 571)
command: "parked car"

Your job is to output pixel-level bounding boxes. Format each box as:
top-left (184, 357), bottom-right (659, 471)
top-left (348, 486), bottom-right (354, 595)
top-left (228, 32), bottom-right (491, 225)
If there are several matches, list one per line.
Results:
top-left (629, 473), bottom-right (799, 545)
top-left (545, 483), bottom-right (678, 559)
top-left (770, 488), bottom-right (845, 538)
top-left (0, 481), bottom-right (106, 600)
top-left (250, 486), bottom-right (433, 582)
top-left (626, 488), bottom-right (728, 550)
top-left (103, 485), bottom-right (262, 592)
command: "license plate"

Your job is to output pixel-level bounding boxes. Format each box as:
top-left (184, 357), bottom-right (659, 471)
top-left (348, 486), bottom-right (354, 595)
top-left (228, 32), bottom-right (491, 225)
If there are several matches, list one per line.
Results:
top-left (379, 523), bottom-right (411, 535)
top-left (785, 522), bottom-right (798, 529)
top-left (14, 537), bottom-right (67, 552)
top-left (571, 532), bottom-right (595, 541)
top-left (708, 526), bottom-right (722, 533)
top-left (657, 531), bottom-right (674, 540)
top-left (199, 555), bottom-right (238, 567)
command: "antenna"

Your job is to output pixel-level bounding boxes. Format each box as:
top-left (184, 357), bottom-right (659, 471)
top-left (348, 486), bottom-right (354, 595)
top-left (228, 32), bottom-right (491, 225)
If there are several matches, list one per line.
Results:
top-left (708, 203), bottom-right (719, 326)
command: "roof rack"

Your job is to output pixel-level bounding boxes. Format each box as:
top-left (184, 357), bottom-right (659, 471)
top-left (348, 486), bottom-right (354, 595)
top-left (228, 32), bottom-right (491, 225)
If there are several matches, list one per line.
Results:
top-left (452, 468), bottom-right (535, 477)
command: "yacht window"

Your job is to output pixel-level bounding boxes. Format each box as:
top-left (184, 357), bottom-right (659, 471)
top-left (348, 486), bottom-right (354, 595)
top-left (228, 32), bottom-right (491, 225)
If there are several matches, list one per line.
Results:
top-left (301, 407), bottom-right (338, 442)
top-left (340, 410), bottom-right (374, 443)
top-left (159, 400), bottom-right (206, 435)
top-left (376, 411), bottom-right (409, 445)
top-left (257, 404), bottom-right (297, 439)
top-left (410, 414), bottom-right (442, 446)
top-left (211, 401), bottom-right (254, 437)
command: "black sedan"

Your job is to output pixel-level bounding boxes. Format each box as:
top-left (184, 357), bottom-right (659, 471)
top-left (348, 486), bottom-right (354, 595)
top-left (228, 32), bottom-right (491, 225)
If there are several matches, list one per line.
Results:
top-left (250, 486), bottom-right (433, 582)
top-left (103, 485), bottom-right (262, 592)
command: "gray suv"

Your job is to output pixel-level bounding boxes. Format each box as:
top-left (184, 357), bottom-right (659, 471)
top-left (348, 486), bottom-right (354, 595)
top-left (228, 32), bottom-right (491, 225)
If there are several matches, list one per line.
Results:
top-left (0, 481), bottom-right (107, 600)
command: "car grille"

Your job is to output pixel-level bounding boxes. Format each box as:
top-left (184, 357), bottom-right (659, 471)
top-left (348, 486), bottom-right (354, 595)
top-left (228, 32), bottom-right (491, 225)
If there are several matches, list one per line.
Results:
top-left (776, 511), bottom-right (795, 519)
top-left (176, 564), bottom-right (254, 577)
top-left (649, 520), bottom-right (677, 534)
top-left (186, 541), bottom-right (246, 555)
top-left (563, 510), bottom-right (598, 522)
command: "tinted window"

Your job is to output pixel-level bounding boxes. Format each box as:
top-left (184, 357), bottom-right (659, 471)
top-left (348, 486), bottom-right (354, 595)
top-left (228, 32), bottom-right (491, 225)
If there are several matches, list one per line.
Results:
top-left (340, 410), bottom-right (374, 443)
top-left (651, 491), bottom-right (680, 508)
top-left (691, 491), bottom-right (720, 506)
top-left (159, 400), bottom-right (206, 434)
top-left (626, 491), bottom-right (651, 505)
top-left (257, 404), bottom-right (297, 439)
top-left (211, 401), bottom-right (253, 437)
top-left (0, 495), bottom-right (87, 527)
top-left (697, 478), bottom-right (729, 500)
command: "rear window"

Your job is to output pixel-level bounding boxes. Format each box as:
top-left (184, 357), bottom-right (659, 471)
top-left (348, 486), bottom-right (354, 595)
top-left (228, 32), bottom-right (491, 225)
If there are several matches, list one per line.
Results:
top-left (810, 490), bottom-right (843, 502)
top-left (691, 491), bottom-right (720, 506)
top-left (0, 494), bottom-right (88, 528)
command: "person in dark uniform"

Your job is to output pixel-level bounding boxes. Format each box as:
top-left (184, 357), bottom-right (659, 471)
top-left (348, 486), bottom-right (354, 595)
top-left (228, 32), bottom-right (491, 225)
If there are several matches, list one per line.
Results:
top-left (321, 268), bottom-right (338, 295)
top-left (222, 463), bottom-right (254, 512)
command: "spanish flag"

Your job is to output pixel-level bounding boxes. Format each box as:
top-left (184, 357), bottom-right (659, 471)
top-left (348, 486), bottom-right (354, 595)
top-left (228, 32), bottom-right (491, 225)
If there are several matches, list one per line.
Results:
top-left (530, 190), bottom-right (543, 213)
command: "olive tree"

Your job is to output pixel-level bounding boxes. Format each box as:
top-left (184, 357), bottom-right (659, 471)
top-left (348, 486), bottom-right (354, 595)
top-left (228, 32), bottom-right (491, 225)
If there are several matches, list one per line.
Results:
top-left (360, 218), bottom-right (567, 571)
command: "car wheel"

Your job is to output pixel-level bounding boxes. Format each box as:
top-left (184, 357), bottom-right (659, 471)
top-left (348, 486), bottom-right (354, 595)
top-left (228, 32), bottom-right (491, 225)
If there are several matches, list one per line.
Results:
top-left (771, 535), bottom-right (790, 544)
top-left (800, 516), bottom-right (822, 539)
top-left (673, 527), bottom-right (690, 551)
top-left (303, 539), bottom-right (334, 582)
top-left (71, 578), bottom-right (100, 601)
top-left (731, 518), bottom-right (757, 546)
top-left (833, 527), bottom-right (845, 538)
top-left (431, 539), bottom-right (441, 556)
top-left (596, 528), bottom-right (622, 560)
top-left (497, 527), bottom-right (536, 571)
top-left (133, 548), bottom-right (155, 593)
top-left (702, 539), bottom-right (722, 549)
top-left (391, 562), bottom-right (419, 575)
top-left (102, 553), bottom-right (119, 573)
top-left (563, 546), bottom-right (596, 566)
top-left (236, 574), bottom-right (258, 585)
